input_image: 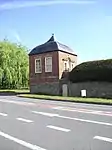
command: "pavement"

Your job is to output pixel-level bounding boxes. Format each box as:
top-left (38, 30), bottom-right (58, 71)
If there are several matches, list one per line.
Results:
top-left (0, 95), bottom-right (112, 150)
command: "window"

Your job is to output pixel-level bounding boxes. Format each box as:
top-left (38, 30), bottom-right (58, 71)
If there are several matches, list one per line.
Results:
top-left (35, 58), bottom-right (42, 73)
top-left (71, 63), bottom-right (74, 69)
top-left (64, 61), bottom-right (69, 71)
top-left (45, 57), bottom-right (52, 72)
top-left (64, 62), bottom-right (67, 70)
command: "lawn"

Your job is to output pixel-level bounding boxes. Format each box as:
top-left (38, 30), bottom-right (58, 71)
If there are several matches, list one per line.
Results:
top-left (0, 89), bottom-right (30, 94)
top-left (18, 94), bottom-right (112, 105)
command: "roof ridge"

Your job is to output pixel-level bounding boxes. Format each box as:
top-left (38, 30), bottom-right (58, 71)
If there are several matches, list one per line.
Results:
top-left (46, 34), bottom-right (55, 43)
top-left (29, 35), bottom-right (77, 56)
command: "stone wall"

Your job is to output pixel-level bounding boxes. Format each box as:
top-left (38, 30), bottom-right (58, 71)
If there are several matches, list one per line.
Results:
top-left (30, 81), bottom-right (112, 98)
top-left (30, 82), bottom-right (60, 96)
top-left (68, 82), bottom-right (112, 98)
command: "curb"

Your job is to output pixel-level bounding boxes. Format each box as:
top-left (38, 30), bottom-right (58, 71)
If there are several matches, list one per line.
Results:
top-left (18, 95), bottom-right (112, 106)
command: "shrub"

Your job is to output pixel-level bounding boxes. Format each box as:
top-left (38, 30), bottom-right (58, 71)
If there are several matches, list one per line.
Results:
top-left (69, 59), bottom-right (112, 83)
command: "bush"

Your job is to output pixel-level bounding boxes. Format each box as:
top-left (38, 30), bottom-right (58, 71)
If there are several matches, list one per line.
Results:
top-left (69, 59), bottom-right (112, 83)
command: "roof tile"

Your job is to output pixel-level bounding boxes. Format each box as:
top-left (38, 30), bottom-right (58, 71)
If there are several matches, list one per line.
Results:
top-left (29, 35), bottom-right (77, 56)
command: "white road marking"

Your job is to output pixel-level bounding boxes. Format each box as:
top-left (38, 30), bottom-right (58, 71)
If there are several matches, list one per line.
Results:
top-left (0, 130), bottom-right (46, 150)
top-left (58, 115), bottom-right (112, 126)
top-left (53, 106), bottom-right (64, 109)
top-left (47, 125), bottom-right (70, 132)
top-left (52, 106), bottom-right (112, 117)
top-left (94, 136), bottom-right (112, 143)
top-left (32, 111), bottom-right (112, 126)
top-left (31, 110), bottom-right (112, 126)
top-left (32, 111), bottom-right (59, 117)
top-left (17, 118), bottom-right (33, 123)
top-left (0, 113), bottom-right (8, 117)
top-left (49, 101), bottom-right (112, 110)
top-left (0, 99), bottom-right (35, 106)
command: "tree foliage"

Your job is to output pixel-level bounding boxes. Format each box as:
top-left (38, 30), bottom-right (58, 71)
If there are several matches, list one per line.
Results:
top-left (69, 59), bottom-right (112, 83)
top-left (0, 39), bottom-right (29, 89)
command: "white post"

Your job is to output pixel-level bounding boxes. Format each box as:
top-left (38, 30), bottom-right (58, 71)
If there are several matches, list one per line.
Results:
top-left (81, 90), bottom-right (86, 97)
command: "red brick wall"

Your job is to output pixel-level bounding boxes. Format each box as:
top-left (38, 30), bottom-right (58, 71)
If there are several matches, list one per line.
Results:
top-left (29, 51), bottom-right (77, 86)
top-left (29, 51), bottom-right (59, 85)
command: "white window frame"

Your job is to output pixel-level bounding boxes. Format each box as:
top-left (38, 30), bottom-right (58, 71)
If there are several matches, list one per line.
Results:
top-left (45, 56), bottom-right (52, 73)
top-left (35, 58), bottom-right (42, 73)
top-left (64, 60), bottom-right (69, 71)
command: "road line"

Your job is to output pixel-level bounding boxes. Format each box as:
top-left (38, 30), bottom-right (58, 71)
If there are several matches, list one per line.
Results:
top-left (57, 115), bottom-right (112, 126)
top-left (16, 118), bottom-right (33, 123)
top-left (94, 136), bottom-right (112, 143)
top-left (52, 106), bottom-right (64, 109)
top-left (0, 130), bottom-right (46, 150)
top-left (32, 110), bottom-right (112, 126)
top-left (53, 106), bottom-right (112, 117)
top-left (0, 99), bottom-right (35, 106)
top-left (0, 113), bottom-right (8, 117)
top-left (47, 125), bottom-right (70, 132)
top-left (32, 111), bottom-right (59, 117)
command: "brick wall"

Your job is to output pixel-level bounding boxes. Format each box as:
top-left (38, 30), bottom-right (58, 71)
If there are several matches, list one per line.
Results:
top-left (29, 51), bottom-right (77, 94)
top-left (29, 51), bottom-right (77, 85)
top-left (29, 51), bottom-right (59, 85)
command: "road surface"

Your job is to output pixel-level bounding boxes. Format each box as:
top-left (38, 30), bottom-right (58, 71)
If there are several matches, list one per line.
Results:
top-left (0, 95), bottom-right (112, 150)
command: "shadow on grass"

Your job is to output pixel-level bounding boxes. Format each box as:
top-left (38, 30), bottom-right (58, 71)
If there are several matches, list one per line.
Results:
top-left (0, 90), bottom-right (30, 96)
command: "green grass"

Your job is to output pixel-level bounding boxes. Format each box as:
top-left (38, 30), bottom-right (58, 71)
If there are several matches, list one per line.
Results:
top-left (0, 89), bottom-right (30, 94)
top-left (18, 94), bottom-right (112, 105)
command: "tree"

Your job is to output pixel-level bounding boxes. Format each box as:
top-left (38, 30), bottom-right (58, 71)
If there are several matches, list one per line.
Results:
top-left (0, 39), bottom-right (29, 89)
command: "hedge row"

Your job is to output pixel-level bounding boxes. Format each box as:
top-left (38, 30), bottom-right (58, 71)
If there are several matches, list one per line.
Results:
top-left (69, 59), bottom-right (112, 83)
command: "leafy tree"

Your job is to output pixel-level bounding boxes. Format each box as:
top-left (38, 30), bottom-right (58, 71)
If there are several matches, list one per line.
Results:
top-left (0, 39), bottom-right (29, 89)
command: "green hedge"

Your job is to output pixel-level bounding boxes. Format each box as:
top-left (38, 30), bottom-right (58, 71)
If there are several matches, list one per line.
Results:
top-left (69, 59), bottom-right (112, 83)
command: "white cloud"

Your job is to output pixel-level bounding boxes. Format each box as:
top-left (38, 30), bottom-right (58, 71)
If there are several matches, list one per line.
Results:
top-left (14, 32), bottom-right (21, 42)
top-left (9, 29), bottom-right (21, 42)
top-left (0, 0), bottom-right (97, 10)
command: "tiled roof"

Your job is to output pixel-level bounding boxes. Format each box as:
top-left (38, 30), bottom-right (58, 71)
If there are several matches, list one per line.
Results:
top-left (29, 34), bottom-right (77, 56)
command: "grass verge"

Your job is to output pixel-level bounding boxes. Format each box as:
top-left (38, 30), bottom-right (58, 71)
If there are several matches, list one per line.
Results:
top-left (0, 89), bottom-right (30, 94)
top-left (18, 94), bottom-right (112, 105)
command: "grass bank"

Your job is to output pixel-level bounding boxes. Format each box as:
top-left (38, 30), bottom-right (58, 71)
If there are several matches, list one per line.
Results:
top-left (0, 89), bottom-right (30, 94)
top-left (18, 94), bottom-right (112, 105)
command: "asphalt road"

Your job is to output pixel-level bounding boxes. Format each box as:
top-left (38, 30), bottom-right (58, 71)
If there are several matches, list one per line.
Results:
top-left (0, 95), bottom-right (112, 150)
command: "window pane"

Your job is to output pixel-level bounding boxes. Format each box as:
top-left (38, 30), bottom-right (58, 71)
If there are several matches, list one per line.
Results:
top-left (35, 59), bottom-right (42, 73)
top-left (45, 57), bottom-right (52, 72)
top-left (64, 62), bottom-right (67, 70)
